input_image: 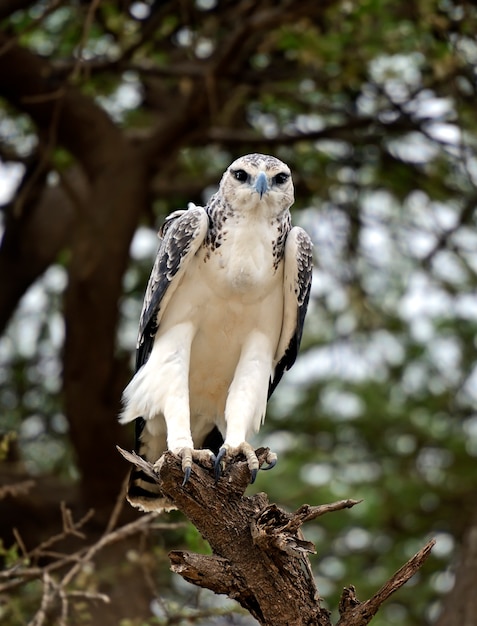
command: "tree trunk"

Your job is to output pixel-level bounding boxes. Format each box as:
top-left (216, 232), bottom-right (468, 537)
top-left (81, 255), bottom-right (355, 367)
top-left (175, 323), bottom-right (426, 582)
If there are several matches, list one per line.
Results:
top-left (434, 514), bottom-right (477, 626)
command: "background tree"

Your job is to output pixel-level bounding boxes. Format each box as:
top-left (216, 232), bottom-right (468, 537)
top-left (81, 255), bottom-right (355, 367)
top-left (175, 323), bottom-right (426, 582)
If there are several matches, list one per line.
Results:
top-left (1, 0), bottom-right (477, 624)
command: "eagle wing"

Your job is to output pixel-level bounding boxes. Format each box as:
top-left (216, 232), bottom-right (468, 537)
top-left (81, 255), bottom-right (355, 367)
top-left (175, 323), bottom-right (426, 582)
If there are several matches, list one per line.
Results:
top-left (135, 205), bottom-right (209, 371)
top-left (270, 226), bottom-right (313, 397)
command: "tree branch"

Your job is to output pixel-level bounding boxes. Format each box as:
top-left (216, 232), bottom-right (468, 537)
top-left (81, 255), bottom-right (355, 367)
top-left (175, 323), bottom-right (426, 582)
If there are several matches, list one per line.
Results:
top-left (119, 449), bottom-right (435, 626)
top-left (120, 448), bottom-right (331, 626)
top-left (0, 32), bottom-right (125, 180)
top-left (337, 539), bottom-right (436, 625)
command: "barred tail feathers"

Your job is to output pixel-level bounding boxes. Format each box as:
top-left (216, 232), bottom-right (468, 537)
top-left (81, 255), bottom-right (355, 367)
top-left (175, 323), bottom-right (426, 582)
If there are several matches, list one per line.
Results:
top-left (126, 466), bottom-right (176, 512)
top-left (126, 416), bottom-right (177, 512)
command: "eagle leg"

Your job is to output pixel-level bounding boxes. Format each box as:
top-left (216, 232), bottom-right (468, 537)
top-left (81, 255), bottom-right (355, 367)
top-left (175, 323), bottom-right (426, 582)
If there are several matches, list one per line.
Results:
top-left (173, 447), bottom-right (216, 486)
top-left (261, 450), bottom-right (278, 470)
top-left (215, 442), bottom-right (269, 484)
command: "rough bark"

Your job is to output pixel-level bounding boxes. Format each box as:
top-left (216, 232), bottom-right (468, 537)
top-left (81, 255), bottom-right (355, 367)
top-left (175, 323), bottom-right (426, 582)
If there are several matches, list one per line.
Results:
top-left (62, 148), bottom-right (147, 513)
top-left (119, 448), bottom-right (435, 626)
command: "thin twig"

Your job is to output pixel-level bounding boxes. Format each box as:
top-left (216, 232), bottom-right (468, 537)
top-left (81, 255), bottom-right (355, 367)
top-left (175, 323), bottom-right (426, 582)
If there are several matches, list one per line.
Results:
top-left (59, 513), bottom-right (158, 588)
top-left (103, 471), bottom-right (129, 535)
top-left (59, 586), bottom-right (68, 626)
top-left (29, 506), bottom-right (94, 560)
top-left (28, 571), bottom-right (54, 626)
top-left (286, 499), bottom-right (363, 531)
top-left (12, 527), bottom-right (29, 560)
top-left (70, 0), bottom-right (102, 82)
top-left (0, 510), bottom-right (156, 592)
top-left (66, 589), bottom-right (111, 602)
top-left (0, 480), bottom-right (35, 500)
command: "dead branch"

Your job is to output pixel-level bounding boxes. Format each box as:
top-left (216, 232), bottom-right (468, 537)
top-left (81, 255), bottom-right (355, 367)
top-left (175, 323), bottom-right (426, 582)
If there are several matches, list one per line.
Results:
top-left (0, 479), bottom-right (35, 500)
top-left (2, 500), bottom-right (186, 625)
top-left (121, 449), bottom-right (435, 626)
top-left (0, 509), bottom-right (174, 593)
top-left (29, 571), bottom-right (55, 626)
top-left (337, 539), bottom-right (436, 626)
top-left (159, 448), bottom-right (330, 626)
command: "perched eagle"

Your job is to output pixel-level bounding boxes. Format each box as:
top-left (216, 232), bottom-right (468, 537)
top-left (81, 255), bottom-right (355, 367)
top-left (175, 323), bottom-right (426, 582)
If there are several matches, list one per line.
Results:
top-left (120, 153), bottom-right (313, 511)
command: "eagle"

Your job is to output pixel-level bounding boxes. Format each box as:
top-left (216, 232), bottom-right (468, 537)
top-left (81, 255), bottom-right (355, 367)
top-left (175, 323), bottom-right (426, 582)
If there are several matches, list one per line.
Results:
top-left (120, 153), bottom-right (313, 511)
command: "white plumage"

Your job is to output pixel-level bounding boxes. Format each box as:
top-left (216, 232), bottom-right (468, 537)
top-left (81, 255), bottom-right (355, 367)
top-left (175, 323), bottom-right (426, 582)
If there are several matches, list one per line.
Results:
top-left (120, 153), bottom-right (313, 511)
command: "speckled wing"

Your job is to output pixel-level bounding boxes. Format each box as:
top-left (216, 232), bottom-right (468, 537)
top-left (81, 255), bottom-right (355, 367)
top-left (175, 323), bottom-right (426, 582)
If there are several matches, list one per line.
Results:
top-left (270, 226), bottom-right (313, 397)
top-left (135, 206), bottom-right (209, 371)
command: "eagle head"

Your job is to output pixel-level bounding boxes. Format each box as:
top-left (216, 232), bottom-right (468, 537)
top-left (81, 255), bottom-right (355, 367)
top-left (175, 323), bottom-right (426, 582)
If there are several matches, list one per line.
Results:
top-left (220, 153), bottom-right (294, 216)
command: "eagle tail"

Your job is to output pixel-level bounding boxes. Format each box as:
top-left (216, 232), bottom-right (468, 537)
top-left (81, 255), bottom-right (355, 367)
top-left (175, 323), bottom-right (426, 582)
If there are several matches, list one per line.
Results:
top-left (126, 466), bottom-right (176, 512)
top-left (126, 417), bottom-right (177, 512)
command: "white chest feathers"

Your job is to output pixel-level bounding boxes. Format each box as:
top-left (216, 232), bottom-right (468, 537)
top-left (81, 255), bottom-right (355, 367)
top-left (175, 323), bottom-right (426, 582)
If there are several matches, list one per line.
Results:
top-left (200, 217), bottom-right (284, 300)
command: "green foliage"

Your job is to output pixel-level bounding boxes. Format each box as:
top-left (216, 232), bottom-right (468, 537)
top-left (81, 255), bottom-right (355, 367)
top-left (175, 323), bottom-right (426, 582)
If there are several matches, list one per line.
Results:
top-left (0, 432), bottom-right (16, 461)
top-left (0, 538), bottom-right (21, 568)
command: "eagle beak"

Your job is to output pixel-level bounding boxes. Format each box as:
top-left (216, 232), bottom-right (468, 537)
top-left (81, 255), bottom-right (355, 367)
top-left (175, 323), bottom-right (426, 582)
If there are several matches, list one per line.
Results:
top-left (254, 172), bottom-right (269, 199)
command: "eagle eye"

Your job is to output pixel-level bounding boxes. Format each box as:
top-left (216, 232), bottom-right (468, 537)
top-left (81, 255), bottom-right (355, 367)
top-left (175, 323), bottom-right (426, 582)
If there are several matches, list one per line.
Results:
top-left (273, 172), bottom-right (289, 185)
top-left (233, 169), bottom-right (249, 182)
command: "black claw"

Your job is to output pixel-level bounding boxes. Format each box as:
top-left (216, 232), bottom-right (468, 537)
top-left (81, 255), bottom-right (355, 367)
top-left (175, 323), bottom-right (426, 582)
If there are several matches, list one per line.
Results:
top-left (182, 466), bottom-right (191, 487)
top-left (214, 447), bottom-right (226, 482)
top-left (250, 468), bottom-right (258, 484)
top-left (261, 458), bottom-right (277, 471)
